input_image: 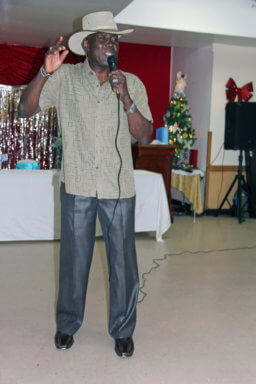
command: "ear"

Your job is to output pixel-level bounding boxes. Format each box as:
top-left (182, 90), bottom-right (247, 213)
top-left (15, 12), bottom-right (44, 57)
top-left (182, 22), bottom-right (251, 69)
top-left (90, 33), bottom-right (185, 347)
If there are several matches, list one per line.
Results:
top-left (82, 38), bottom-right (89, 55)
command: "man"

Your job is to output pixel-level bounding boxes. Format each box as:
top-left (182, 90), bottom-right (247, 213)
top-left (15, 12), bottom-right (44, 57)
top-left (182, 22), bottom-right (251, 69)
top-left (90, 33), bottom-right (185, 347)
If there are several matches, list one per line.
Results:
top-left (19, 11), bottom-right (153, 358)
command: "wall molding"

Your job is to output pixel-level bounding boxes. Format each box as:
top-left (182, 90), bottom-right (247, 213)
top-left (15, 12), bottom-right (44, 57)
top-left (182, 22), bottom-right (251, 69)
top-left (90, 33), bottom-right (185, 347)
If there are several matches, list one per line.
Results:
top-left (208, 165), bottom-right (245, 172)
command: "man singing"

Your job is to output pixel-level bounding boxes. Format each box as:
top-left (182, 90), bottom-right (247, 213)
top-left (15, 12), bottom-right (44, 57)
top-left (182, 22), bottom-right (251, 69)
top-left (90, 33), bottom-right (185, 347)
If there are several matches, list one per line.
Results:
top-left (18, 11), bottom-right (153, 358)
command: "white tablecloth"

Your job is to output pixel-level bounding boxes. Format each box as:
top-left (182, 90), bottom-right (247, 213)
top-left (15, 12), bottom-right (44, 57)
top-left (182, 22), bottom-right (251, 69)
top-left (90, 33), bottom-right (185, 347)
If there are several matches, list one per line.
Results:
top-left (0, 169), bottom-right (170, 242)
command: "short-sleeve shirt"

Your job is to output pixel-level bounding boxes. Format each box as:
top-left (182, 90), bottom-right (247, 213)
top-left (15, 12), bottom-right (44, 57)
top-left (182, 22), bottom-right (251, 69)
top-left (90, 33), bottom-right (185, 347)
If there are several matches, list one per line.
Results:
top-left (39, 60), bottom-right (152, 199)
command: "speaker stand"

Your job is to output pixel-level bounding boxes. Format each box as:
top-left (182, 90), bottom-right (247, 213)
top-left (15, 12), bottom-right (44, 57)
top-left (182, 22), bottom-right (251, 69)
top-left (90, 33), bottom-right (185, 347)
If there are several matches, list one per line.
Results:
top-left (216, 150), bottom-right (246, 224)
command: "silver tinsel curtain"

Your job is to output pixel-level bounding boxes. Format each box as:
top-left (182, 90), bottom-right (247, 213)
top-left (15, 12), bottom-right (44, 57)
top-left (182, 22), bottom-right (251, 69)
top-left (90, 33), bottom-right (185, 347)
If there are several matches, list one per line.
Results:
top-left (0, 84), bottom-right (60, 169)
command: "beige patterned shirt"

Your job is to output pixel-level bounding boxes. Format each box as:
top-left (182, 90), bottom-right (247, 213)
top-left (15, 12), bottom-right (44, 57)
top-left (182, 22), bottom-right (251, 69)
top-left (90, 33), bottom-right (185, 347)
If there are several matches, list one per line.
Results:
top-left (39, 60), bottom-right (152, 198)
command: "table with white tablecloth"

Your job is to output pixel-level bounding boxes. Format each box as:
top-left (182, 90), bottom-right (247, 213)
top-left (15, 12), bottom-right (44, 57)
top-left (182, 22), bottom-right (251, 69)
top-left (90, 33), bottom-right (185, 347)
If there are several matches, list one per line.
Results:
top-left (0, 169), bottom-right (171, 242)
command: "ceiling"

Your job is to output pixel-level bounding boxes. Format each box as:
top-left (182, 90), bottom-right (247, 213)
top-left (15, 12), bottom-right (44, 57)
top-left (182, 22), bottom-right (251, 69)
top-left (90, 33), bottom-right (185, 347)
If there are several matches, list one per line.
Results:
top-left (0, 0), bottom-right (133, 48)
top-left (1, 0), bottom-right (256, 49)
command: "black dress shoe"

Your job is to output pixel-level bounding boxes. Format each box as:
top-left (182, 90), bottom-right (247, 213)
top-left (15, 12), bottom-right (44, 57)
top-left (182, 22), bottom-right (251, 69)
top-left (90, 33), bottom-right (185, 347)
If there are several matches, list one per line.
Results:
top-left (55, 331), bottom-right (74, 350)
top-left (115, 337), bottom-right (134, 358)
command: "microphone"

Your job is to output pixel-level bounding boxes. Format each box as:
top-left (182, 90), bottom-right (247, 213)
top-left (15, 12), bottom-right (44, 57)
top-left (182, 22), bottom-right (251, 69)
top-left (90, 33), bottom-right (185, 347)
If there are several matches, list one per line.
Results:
top-left (107, 55), bottom-right (119, 98)
top-left (107, 55), bottom-right (118, 72)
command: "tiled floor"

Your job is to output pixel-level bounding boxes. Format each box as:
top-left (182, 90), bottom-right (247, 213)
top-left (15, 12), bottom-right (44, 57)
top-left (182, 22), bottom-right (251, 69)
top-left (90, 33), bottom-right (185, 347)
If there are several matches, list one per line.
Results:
top-left (1, 215), bottom-right (256, 384)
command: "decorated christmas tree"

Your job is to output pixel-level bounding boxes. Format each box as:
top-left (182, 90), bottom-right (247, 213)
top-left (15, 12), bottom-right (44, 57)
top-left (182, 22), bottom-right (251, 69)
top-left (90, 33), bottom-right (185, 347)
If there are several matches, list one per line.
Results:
top-left (163, 72), bottom-right (196, 164)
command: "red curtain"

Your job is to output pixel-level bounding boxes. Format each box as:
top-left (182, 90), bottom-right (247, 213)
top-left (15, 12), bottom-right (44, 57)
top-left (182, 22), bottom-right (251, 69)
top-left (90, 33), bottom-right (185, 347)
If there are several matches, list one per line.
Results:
top-left (0, 44), bottom-right (81, 85)
top-left (119, 43), bottom-right (170, 130)
top-left (0, 43), bottom-right (170, 131)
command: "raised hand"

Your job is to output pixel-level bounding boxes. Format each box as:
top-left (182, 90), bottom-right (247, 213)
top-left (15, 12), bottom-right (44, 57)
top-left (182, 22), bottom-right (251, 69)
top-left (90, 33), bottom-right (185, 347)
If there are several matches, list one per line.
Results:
top-left (44, 36), bottom-right (69, 74)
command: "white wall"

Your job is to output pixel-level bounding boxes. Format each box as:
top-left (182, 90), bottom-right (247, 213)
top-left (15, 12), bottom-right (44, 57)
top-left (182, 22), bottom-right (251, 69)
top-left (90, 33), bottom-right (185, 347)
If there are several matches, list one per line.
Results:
top-left (171, 45), bottom-right (213, 171)
top-left (119, 1), bottom-right (256, 169)
top-left (209, 43), bottom-right (256, 165)
top-left (117, 0), bottom-right (256, 39)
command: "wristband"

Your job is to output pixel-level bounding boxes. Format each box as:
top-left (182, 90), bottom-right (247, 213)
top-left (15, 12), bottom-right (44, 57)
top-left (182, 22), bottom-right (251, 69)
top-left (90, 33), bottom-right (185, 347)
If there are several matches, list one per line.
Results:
top-left (40, 65), bottom-right (53, 78)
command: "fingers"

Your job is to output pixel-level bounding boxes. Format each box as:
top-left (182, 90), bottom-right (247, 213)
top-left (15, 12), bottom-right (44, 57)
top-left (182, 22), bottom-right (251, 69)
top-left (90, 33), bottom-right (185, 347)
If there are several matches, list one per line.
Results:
top-left (55, 36), bottom-right (64, 45)
top-left (44, 36), bottom-right (69, 74)
top-left (109, 72), bottom-right (129, 99)
top-left (59, 49), bottom-right (69, 64)
top-left (109, 70), bottom-right (124, 87)
top-left (109, 75), bottom-right (119, 94)
top-left (109, 69), bottom-right (119, 80)
top-left (54, 36), bottom-right (65, 48)
top-left (47, 36), bottom-right (68, 56)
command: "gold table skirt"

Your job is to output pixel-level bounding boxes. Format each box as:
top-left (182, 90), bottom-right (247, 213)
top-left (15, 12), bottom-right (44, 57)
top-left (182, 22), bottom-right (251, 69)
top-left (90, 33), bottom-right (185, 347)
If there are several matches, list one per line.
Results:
top-left (171, 171), bottom-right (204, 215)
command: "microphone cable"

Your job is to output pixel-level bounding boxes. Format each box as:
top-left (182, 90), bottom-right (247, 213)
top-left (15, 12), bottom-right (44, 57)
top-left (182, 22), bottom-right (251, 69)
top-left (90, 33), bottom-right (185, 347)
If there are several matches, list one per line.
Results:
top-left (106, 93), bottom-right (122, 274)
top-left (137, 244), bottom-right (256, 304)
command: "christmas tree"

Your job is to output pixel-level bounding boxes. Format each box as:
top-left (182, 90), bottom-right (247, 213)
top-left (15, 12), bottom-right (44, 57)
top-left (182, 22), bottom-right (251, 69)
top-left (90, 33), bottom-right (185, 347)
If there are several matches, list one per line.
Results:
top-left (163, 72), bottom-right (196, 164)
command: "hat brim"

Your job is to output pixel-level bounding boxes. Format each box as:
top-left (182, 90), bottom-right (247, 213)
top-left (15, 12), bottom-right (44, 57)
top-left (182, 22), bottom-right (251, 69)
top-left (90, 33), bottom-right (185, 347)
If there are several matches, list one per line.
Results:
top-left (68, 28), bottom-right (134, 56)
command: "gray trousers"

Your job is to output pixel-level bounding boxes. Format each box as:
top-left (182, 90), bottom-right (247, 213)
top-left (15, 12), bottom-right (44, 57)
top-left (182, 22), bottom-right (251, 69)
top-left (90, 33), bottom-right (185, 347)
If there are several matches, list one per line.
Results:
top-left (56, 183), bottom-right (139, 339)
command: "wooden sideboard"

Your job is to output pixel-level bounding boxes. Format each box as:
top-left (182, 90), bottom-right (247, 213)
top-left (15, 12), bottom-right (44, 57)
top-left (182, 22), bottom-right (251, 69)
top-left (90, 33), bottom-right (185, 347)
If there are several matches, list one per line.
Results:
top-left (132, 144), bottom-right (177, 221)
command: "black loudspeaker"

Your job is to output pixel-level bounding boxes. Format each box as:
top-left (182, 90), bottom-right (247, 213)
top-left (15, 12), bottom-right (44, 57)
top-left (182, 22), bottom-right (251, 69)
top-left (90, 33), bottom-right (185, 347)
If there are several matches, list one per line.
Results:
top-left (224, 102), bottom-right (256, 150)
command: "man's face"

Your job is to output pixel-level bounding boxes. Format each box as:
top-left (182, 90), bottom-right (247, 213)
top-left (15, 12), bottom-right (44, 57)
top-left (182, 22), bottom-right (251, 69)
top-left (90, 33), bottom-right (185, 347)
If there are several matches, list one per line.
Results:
top-left (83, 32), bottom-right (119, 70)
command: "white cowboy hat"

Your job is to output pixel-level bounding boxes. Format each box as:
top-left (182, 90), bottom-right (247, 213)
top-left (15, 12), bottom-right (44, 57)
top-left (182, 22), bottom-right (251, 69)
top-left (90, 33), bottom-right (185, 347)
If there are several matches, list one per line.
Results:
top-left (68, 11), bottom-right (134, 56)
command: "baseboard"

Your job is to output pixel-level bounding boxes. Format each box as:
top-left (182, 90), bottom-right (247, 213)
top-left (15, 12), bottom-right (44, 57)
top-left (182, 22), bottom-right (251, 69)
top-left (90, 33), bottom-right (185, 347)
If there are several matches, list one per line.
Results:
top-left (205, 208), bottom-right (233, 216)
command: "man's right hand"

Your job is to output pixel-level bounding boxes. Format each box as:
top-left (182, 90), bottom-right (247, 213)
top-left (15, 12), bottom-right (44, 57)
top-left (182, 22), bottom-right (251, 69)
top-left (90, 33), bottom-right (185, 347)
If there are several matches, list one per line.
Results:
top-left (44, 36), bottom-right (69, 75)
top-left (18, 36), bottom-right (69, 118)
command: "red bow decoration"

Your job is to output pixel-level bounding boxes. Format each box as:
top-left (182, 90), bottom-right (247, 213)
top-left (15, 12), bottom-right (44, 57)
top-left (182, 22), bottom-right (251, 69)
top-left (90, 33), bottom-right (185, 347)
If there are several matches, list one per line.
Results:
top-left (226, 78), bottom-right (253, 102)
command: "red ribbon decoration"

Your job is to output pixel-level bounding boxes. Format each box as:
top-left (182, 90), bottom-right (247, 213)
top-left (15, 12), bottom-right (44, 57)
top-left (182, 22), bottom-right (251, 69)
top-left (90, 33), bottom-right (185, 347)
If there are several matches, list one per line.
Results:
top-left (226, 78), bottom-right (253, 102)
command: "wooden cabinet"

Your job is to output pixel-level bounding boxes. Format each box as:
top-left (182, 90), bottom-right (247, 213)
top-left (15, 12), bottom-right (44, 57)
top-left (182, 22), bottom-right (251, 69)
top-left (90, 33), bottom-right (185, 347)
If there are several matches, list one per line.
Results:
top-left (132, 144), bottom-right (177, 221)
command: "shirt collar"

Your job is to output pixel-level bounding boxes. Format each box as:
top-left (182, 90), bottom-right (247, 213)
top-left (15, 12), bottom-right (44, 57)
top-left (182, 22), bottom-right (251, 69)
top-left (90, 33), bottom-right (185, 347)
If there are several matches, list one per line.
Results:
top-left (83, 59), bottom-right (95, 77)
top-left (82, 59), bottom-right (111, 90)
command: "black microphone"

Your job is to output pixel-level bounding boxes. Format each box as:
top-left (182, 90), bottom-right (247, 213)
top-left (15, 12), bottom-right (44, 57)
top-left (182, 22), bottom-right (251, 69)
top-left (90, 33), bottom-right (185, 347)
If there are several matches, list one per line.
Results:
top-left (107, 55), bottom-right (119, 98)
top-left (107, 55), bottom-right (118, 72)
